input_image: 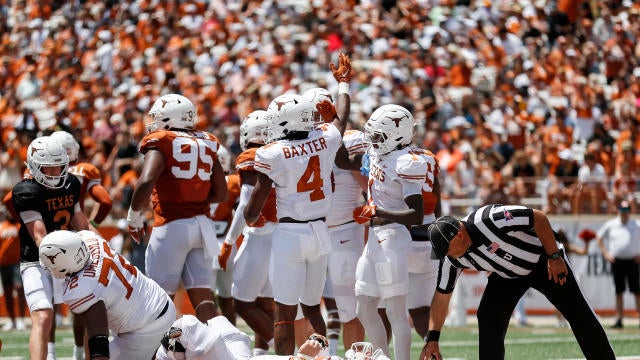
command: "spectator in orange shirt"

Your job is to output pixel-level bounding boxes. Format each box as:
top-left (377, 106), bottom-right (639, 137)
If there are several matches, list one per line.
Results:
top-left (543, 105), bottom-right (573, 149)
top-left (0, 206), bottom-right (27, 331)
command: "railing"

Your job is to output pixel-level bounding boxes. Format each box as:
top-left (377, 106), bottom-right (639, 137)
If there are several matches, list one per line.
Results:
top-left (442, 175), bottom-right (640, 216)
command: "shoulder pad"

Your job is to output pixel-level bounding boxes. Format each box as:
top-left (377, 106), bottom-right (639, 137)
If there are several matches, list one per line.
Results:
top-left (140, 130), bottom-right (171, 154)
top-left (12, 181), bottom-right (40, 202)
top-left (71, 163), bottom-right (102, 180)
top-left (235, 148), bottom-right (257, 170)
top-left (396, 152), bottom-right (428, 183)
top-left (343, 130), bottom-right (367, 155)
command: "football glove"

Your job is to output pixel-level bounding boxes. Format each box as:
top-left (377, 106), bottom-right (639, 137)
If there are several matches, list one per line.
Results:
top-left (127, 208), bottom-right (146, 245)
top-left (330, 53), bottom-right (352, 83)
top-left (218, 242), bottom-right (233, 271)
top-left (316, 100), bottom-right (337, 123)
top-left (353, 205), bottom-right (376, 224)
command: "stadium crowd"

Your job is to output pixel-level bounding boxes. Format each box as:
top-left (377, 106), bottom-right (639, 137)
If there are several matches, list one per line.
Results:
top-left (1, 0), bottom-right (639, 218)
top-left (0, 0), bottom-right (640, 358)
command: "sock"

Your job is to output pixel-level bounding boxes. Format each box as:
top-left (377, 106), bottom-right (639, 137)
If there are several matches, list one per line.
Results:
top-left (47, 342), bottom-right (56, 359)
top-left (268, 338), bottom-right (274, 348)
top-left (253, 348), bottom-right (268, 356)
top-left (55, 313), bottom-right (63, 327)
top-left (73, 345), bottom-right (84, 360)
top-left (329, 337), bottom-right (339, 355)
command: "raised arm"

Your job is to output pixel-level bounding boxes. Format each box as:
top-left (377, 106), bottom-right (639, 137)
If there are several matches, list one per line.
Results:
top-left (329, 53), bottom-right (352, 135)
top-left (331, 53), bottom-right (352, 135)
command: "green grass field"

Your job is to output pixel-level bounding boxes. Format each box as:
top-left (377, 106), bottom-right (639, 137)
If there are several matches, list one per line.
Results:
top-left (2, 322), bottom-right (640, 359)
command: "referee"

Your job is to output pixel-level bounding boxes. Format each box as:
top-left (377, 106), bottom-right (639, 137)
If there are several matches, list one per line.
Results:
top-left (420, 204), bottom-right (615, 360)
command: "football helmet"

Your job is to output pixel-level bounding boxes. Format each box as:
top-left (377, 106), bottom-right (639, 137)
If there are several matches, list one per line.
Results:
top-left (364, 104), bottom-right (415, 155)
top-left (217, 145), bottom-right (231, 174)
top-left (26, 136), bottom-right (70, 189)
top-left (50, 131), bottom-right (80, 162)
top-left (240, 110), bottom-right (269, 150)
top-left (345, 342), bottom-right (390, 360)
top-left (147, 94), bottom-right (197, 132)
top-left (302, 87), bottom-right (334, 126)
top-left (39, 230), bottom-right (91, 279)
top-left (264, 94), bottom-right (315, 143)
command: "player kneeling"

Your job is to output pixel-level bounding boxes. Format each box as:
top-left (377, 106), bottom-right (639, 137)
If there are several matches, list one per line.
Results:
top-left (39, 230), bottom-right (175, 359)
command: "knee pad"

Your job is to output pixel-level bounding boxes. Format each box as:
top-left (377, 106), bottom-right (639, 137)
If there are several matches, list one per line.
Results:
top-left (30, 298), bottom-right (53, 312)
top-left (334, 296), bottom-right (357, 323)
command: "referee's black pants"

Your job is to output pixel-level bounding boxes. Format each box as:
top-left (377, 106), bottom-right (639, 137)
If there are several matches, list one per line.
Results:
top-left (476, 252), bottom-right (616, 360)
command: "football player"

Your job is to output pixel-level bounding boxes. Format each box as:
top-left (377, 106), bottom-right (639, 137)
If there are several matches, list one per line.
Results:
top-left (50, 131), bottom-right (112, 227)
top-left (303, 87), bottom-right (367, 352)
top-left (12, 136), bottom-right (91, 360)
top-left (208, 144), bottom-right (240, 324)
top-left (155, 326), bottom-right (338, 360)
top-left (351, 104), bottom-right (432, 360)
top-left (127, 94), bottom-right (228, 322)
top-left (39, 230), bottom-right (175, 359)
top-left (50, 130), bottom-right (113, 360)
top-left (218, 109), bottom-right (278, 356)
top-left (244, 53), bottom-right (363, 355)
top-left (406, 148), bottom-right (441, 340)
top-left (154, 314), bottom-right (252, 360)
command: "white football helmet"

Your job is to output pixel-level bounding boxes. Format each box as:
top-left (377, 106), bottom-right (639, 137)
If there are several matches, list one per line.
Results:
top-left (265, 94), bottom-right (315, 143)
top-left (240, 110), bottom-right (269, 150)
top-left (217, 145), bottom-right (231, 174)
top-left (26, 136), bottom-right (70, 189)
top-left (147, 94), bottom-right (197, 132)
top-left (50, 131), bottom-right (80, 162)
top-left (39, 230), bottom-right (91, 279)
top-left (302, 87), bottom-right (334, 126)
top-left (345, 342), bottom-right (390, 360)
top-left (364, 104), bottom-right (415, 155)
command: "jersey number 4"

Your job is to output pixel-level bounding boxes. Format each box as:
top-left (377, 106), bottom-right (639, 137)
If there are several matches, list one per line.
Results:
top-left (171, 137), bottom-right (218, 180)
top-left (297, 155), bottom-right (325, 202)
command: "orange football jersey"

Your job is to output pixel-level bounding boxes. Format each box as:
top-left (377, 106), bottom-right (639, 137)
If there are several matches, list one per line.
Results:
top-left (0, 220), bottom-right (20, 266)
top-left (140, 129), bottom-right (222, 226)
top-left (236, 148), bottom-right (278, 223)
top-left (69, 162), bottom-right (102, 209)
top-left (210, 174), bottom-right (241, 235)
top-left (420, 149), bottom-right (440, 215)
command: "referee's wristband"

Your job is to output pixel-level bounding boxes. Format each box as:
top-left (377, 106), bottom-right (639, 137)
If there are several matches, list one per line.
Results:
top-left (424, 330), bottom-right (441, 342)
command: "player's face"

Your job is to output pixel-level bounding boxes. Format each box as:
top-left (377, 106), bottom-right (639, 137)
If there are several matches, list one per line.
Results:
top-left (368, 132), bottom-right (386, 149)
top-left (40, 165), bottom-right (64, 177)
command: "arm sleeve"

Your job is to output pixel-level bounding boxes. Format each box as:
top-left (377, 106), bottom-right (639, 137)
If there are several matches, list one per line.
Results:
top-left (224, 184), bottom-right (255, 245)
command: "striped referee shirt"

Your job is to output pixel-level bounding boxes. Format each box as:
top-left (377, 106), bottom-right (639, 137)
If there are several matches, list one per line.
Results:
top-left (436, 204), bottom-right (554, 294)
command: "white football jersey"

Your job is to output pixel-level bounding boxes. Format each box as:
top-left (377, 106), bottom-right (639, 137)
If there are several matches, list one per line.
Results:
top-left (62, 231), bottom-right (169, 334)
top-left (254, 123), bottom-right (342, 220)
top-left (326, 130), bottom-right (367, 226)
top-left (367, 146), bottom-right (436, 210)
top-left (155, 315), bottom-right (252, 360)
